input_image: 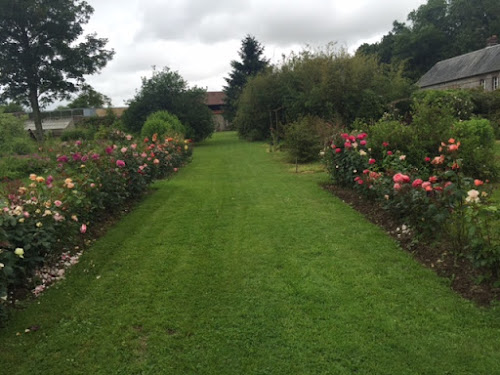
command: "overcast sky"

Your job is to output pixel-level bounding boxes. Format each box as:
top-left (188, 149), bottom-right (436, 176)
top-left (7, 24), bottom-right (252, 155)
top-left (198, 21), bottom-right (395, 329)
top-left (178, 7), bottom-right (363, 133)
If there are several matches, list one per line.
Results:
top-left (76, 0), bottom-right (427, 108)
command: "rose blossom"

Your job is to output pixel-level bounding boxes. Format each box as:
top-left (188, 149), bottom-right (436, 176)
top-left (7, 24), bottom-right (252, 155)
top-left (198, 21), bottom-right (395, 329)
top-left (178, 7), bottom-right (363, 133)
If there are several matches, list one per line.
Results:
top-left (422, 182), bottom-right (432, 192)
top-left (412, 179), bottom-right (423, 188)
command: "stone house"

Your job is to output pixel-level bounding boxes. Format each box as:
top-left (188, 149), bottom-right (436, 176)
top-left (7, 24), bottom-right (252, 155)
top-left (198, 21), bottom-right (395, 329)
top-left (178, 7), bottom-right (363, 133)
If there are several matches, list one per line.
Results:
top-left (205, 91), bottom-right (230, 131)
top-left (418, 35), bottom-right (500, 91)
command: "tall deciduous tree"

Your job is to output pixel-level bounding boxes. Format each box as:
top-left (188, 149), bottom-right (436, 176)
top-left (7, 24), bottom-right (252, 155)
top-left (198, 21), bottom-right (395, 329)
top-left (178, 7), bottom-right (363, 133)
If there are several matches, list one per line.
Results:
top-left (0, 0), bottom-right (114, 141)
top-left (357, 0), bottom-right (500, 81)
top-left (122, 67), bottom-right (214, 142)
top-left (223, 35), bottom-right (269, 123)
top-left (68, 86), bottom-right (111, 108)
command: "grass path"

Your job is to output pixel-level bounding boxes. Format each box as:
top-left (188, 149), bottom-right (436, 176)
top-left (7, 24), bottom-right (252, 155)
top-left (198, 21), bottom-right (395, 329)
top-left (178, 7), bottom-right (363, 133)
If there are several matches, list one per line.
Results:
top-left (2, 132), bottom-right (500, 374)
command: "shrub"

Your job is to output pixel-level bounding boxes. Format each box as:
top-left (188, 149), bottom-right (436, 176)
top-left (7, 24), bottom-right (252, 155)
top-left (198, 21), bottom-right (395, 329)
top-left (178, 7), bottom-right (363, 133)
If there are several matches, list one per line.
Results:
top-left (141, 111), bottom-right (185, 139)
top-left (284, 116), bottom-right (330, 163)
top-left (122, 67), bottom-right (214, 141)
top-left (368, 120), bottom-right (413, 162)
top-left (11, 138), bottom-right (34, 155)
top-left (0, 112), bottom-right (28, 155)
top-left (0, 131), bottom-right (193, 324)
top-left (324, 131), bottom-right (499, 280)
top-left (412, 89), bottom-right (474, 121)
top-left (451, 119), bottom-right (498, 180)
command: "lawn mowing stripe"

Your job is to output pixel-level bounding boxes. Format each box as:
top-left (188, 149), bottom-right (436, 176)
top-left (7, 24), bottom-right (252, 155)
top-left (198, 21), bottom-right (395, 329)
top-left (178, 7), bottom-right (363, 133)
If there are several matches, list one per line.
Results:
top-left (1, 132), bottom-right (500, 375)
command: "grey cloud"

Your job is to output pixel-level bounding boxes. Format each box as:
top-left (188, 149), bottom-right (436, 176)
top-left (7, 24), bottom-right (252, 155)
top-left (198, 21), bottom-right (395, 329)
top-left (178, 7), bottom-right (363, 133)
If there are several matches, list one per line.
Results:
top-left (137, 0), bottom-right (424, 47)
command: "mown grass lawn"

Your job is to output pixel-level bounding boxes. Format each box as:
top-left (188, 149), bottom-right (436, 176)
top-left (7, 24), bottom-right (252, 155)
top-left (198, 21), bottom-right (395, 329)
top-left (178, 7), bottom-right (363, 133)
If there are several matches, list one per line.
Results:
top-left (1, 132), bottom-right (500, 375)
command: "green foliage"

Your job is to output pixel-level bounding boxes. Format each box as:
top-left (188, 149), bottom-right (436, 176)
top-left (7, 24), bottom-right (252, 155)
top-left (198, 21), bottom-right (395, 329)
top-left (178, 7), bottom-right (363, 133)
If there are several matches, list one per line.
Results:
top-left (470, 89), bottom-right (500, 138)
top-left (223, 35), bottom-right (269, 123)
top-left (325, 131), bottom-right (500, 278)
top-left (0, 155), bottom-right (50, 180)
top-left (0, 102), bottom-right (24, 113)
top-left (357, 0), bottom-right (500, 81)
top-left (0, 131), bottom-right (192, 323)
top-left (412, 89), bottom-right (474, 120)
top-left (451, 119), bottom-right (498, 179)
top-left (368, 120), bottom-right (414, 161)
top-left (122, 67), bottom-right (214, 141)
top-left (0, 112), bottom-right (31, 155)
top-left (234, 72), bottom-right (283, 141)
top-left (141, 111), bottom-right (185, 139)
top-left (0, 0), bottom-right (114, 140)
top-left (284, 116), bottom-right (326, 163)
top-left (234, 46), bottom-right (413, 141)
top-left (11, 139), bottom-right (34, 155)
top-left (68, 86), bottom-right (111, 108)
top-left (408, 100), bottom-right (456, 163)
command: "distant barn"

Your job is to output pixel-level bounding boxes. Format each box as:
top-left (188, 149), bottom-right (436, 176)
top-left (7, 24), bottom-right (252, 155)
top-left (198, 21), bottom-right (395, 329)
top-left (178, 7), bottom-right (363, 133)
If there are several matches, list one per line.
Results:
top-left (205, 92), bottom-right (230, 131)
top-left (418, 35), bottom-right (500, 91)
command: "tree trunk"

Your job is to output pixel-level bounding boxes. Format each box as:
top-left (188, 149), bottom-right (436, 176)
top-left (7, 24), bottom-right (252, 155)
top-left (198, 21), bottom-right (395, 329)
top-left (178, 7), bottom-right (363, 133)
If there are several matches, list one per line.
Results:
top-left (29, 89), bottom-right (44, 142)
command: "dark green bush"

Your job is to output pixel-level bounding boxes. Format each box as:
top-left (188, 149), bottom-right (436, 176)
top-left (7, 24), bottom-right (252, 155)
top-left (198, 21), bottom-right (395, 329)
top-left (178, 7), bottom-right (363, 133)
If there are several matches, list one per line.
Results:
top-left (141, 111), bottom-right (185, 139)
top-left (451, 119), bottom-right (497, 180)
top-left (122, 67), bottom-right (214, 141)
top-left (470, 89), bottom-right (500, 138)
top-left (0, 155), bottom-right (50, 179)
top-left (368, 120), bottom-right (413, 161)
top-left (0, 112), bottom-right (28, 155)
top-left (284, 116), bottom-right (327, 163)
top-left (412, 89), bottom-right (474, 120)
top-left (11, 138), bottom-right (34, 155)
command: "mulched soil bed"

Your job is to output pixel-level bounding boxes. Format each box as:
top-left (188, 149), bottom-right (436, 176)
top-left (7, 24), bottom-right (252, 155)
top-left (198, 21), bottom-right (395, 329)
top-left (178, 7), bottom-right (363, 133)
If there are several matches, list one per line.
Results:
top-left (323, 184), bottom-right (500, 306)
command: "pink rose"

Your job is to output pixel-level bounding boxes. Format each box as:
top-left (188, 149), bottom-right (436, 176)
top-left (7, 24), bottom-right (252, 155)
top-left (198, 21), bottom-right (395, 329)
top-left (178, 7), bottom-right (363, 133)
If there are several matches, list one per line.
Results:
top-left (393, 183), bottom-right (402, 191)
top-left (368, 158), bottom-right (376, 165)
top-left (80, 224), bottom-right (87, 234)
top-left (344, 142), bottom-right (352, 149)
top-left (412, 179), bottom-right (423, 188)
top-left (335, 148), bottom-right (342, 154)
top-left (54, 200), bottom-right (62, 207)
top-left (360, 140), bottom-right (367, 146)
top-left (116, 160), bottom-right (126, 168)
top-left (422, 182), bottom-right (432, 192)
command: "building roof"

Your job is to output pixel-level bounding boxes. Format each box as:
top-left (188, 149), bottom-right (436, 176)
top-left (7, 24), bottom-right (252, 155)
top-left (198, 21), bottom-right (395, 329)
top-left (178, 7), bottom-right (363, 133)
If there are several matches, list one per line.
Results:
top-left (24, 119), bottom-right (73, 131)
top-left (418, 44), bottom-right (500, 88)
top-left (205, 92), bottom-right (226, 106)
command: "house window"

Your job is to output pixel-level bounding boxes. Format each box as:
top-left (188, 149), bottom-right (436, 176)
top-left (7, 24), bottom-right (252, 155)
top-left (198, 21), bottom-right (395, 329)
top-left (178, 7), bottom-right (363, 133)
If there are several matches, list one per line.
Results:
top-left (480, 79), bottom-right (486, 89)
top-left (493, 76), bottom-right (499, 90)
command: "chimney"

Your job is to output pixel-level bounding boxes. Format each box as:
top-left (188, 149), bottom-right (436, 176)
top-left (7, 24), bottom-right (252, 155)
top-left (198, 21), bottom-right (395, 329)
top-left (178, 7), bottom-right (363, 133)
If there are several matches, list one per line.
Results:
top-left (486, 35), bottom-right (499, 47)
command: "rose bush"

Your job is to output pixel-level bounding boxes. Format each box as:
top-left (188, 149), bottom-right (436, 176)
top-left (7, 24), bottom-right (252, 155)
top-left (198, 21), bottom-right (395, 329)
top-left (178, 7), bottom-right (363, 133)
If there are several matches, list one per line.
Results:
top-left (324, 131), bottom-right (499, 280)
top-left (0, 131), bottom-right (193, 323)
